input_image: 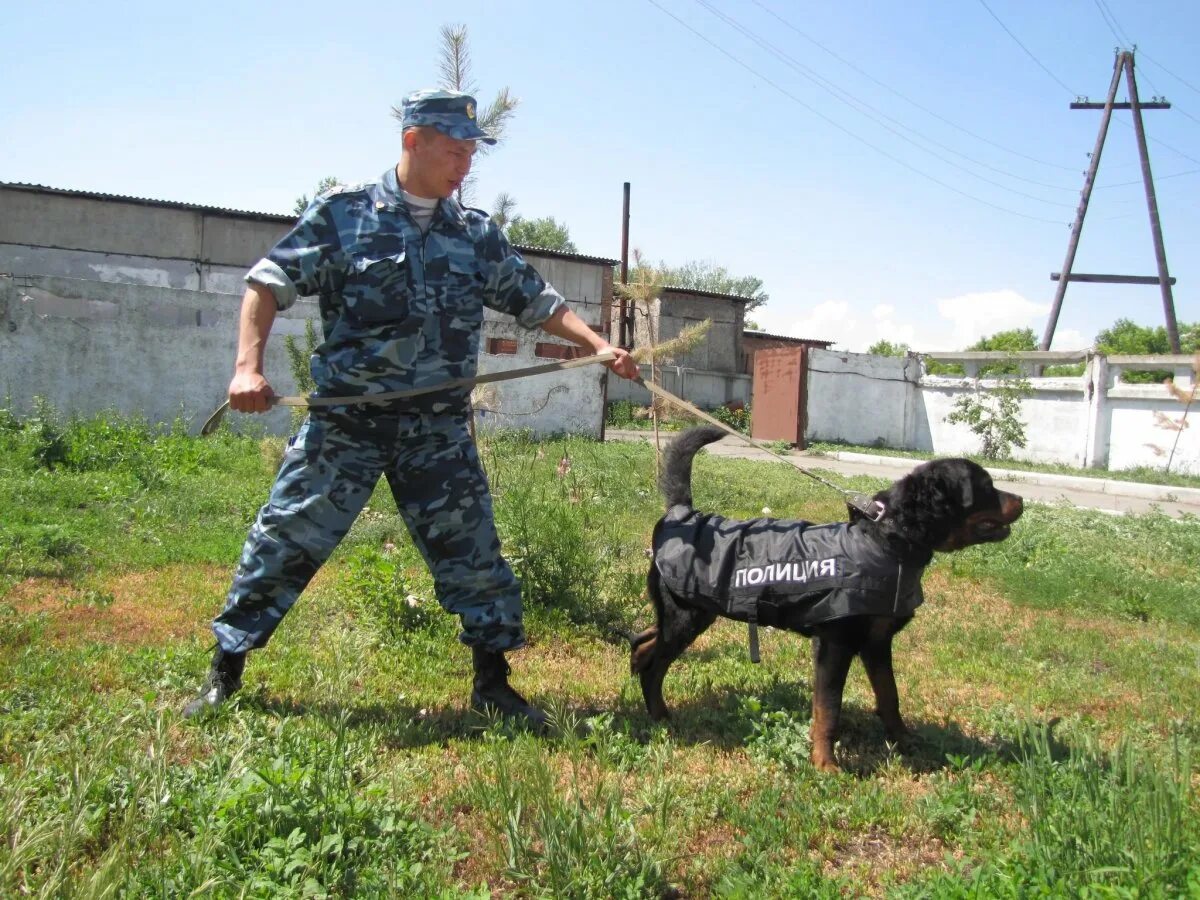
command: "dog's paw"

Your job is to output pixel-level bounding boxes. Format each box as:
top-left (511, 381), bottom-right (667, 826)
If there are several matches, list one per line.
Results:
top-left (883, 726), bottom-right (917, 755)
top-left (810, 751), bottom-right (840, 774)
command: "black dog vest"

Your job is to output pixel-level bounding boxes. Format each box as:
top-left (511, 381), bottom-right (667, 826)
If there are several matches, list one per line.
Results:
top-left (653, 505), bottom-right (924, 630)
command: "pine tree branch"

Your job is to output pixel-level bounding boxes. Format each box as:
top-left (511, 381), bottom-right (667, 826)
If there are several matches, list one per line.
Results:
top-left (438, 24), bottom-right (474, 92)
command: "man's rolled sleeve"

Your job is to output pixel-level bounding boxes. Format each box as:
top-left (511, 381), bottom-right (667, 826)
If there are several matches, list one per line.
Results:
top-left (483, 229), bottom-right (569, 329)
top-left (245, 258), bottom-right (298, 311)
top-left (516, 283), bottom-right (566, 329)
top-left (246, 198), bottom-right (345, 310)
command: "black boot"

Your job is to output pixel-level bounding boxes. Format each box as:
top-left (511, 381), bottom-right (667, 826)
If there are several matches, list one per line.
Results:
top-left (470, 647), bottom-right (547, 730)
top-left (182, 648), bottom-right (246, 719)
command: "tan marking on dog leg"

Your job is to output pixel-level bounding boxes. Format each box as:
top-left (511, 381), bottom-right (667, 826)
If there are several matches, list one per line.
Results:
top-left (630, 633), bottom-right (659, 675)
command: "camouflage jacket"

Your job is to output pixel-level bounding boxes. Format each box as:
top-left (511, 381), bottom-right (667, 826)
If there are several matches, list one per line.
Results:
top-left (247, 167), bottom-right (566, 409)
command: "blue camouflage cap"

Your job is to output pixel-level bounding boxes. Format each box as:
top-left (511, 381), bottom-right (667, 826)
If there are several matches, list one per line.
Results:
top-left (399, 89), bottom-right (497, 145)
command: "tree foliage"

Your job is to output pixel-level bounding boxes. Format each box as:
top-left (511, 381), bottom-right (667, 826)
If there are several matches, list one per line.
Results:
top-left (491, 192), bottom-right (518, 230)
top-left (964, 327), bottom-right (1038, 376)
top-left (655, 259), bottom-right (769, 312)
top-left (293, 176), bottom-right (342, 215)
top-left (1095, 318), bottom-right (1200, 384)
top-left (506, 216), bottom-right (577, 253)
top-left (968, 328), bottom-right (1038, 354)
top-left (867, 340), bottom-right (911, 357)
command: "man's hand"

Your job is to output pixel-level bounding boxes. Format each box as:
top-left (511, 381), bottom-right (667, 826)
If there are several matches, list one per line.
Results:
top-left (602, 345), bottom-right (639, 380)
top-left (228, 370), bottom-right (275, 413)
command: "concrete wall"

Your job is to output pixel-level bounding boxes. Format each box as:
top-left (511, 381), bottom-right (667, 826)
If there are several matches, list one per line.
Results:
top-left (806, 351), bottom-right (921, 449)
top-left (0, 184), bottom-right (615, 436)
top-left (606, 362), bottom-right (752, 410)
top-left (0, 185), bottom-right (290, 294)
top-left (805, 348), bottom-right (1200, 475)
top-left (625, 288), bottom-right (746, 375)
top-left (1, 273), bottom-right (307, 433)
top-left (475, 252), bottom-right (611, 436)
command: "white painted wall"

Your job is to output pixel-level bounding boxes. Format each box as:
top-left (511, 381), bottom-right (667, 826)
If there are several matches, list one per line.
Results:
top-left (805, 348), bottom-right (1200, 475)
top-left (917, 378), bottom-right (1092, 466)
top-left (805, 350), bottom-right (918, 448)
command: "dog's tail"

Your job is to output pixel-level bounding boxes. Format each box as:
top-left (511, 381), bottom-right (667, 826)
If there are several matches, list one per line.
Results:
top-left (659, 425), bottom-right (726, 509)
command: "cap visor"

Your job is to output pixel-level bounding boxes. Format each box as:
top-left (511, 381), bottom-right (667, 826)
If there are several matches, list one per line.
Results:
top-left (435, 122), bottom-right (496, 144)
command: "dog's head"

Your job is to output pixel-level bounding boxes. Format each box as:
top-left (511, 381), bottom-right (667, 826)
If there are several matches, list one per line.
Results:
top-left (851, 458), bottom-right (1023, 562)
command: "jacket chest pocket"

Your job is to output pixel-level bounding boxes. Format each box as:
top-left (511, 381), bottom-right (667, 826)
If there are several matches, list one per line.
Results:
top-left (441, 255), bottom-right (485, 319)
top-left (345, 251), bottom-right (411, 325)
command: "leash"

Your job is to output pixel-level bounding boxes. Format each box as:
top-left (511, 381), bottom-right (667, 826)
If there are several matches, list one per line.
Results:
top-left (200, 350), bottom-right (617, 436)
top-left (635, 377), bottom-right (886, 522)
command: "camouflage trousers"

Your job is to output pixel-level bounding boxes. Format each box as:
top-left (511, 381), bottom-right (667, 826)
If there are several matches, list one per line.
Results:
top-left (212, 407), bottom-right (525, 654)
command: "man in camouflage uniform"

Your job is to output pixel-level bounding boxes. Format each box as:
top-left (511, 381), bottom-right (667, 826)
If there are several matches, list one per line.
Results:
top-left (183, 89), bottom-right (637, 727)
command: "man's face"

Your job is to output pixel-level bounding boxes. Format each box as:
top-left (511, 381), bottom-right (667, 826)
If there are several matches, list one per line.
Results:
top-left (405, 128), bottom-right (477, 198)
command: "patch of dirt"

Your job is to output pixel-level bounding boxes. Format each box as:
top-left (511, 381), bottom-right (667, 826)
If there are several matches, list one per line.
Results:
top-left (820, 825), bottom-right (950, 897)
top-left (5, 565), bottom-right (230, 647)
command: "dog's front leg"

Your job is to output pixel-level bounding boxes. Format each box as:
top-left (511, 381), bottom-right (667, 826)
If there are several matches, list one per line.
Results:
top-left (860, 630), bottom-right (908, 745)
top-left (810, 635), bottom-right (855, 773)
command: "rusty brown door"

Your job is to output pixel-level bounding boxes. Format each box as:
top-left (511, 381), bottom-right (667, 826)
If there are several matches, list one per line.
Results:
top-left (750, 345), bottom-right (807, 447)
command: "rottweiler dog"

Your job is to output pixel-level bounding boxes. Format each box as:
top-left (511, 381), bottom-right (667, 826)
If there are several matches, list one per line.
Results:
top-left (629, 426), bottom-right (1023, 772)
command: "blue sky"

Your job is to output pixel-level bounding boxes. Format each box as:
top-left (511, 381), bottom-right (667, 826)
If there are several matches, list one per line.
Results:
top-left (2, 0), bottom-right (1196, 352)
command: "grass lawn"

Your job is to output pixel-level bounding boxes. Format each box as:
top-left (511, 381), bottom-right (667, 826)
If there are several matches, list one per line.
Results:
top-left (2, 408), bottom-right (1198, 897)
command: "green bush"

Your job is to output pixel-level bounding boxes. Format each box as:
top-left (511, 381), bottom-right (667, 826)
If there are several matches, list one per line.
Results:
top-left (605, 399), bottom-right (639, 429)
top-left (945, 378), bottom-right (1032, 460)
top-left (336, 545), bottom-right (442, 642)
top-left (707, 403), bottom-right (750, 433)
top-left (605, 399), bottom-right (750, 434)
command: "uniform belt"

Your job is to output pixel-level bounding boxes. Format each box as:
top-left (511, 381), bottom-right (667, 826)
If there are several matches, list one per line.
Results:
top-left (200, 350), bottom-right (616, 436)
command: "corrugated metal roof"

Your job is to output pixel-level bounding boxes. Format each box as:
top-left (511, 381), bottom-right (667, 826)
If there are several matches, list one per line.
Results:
top-left (514, 244), bottom-right (619, 267)
top-left (661, 285), bottom-right (756, 303)
top-left (743, 329), bottom-right (833, 346)
top-left (1, 181), bottom-right (621, 266)
top-left (0, 181), bottom-right (295, 221)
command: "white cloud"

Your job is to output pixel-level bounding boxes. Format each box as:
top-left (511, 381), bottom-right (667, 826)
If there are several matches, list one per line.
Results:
top-left (760, 288), bottom-right (1062, 353)
top-left (933, 289), bottom-right (1048, 351)
top-left (1049, 327), bottom-right (1091, 351)
top-left (758, 300), bottom-right (918, 352)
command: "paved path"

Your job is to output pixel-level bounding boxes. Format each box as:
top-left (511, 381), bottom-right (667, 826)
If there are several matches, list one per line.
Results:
top-left (604, 429), bottom-right (1200, 520)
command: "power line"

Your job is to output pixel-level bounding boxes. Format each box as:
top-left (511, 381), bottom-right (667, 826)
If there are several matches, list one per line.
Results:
top-left (692, 0), bottom-right (1077, 206)
top-left (1098, 167), bottom-right (1200, 189)
top-left (975, 0), bottom-right (1077, 97)
top-left (1114, 117), bottom-right (1200, 168)
top-left (1083, 4), bottom-right (1200, 136)
top-left (642, 0), bottom-right (1068, 225)
top-left (1092, 0), bottom-right (1133, 47)
top-left (746, 0), bottom-right (1082, 173)
top-left (1126, 57), bottom-right (1200, 129)
top-left (1141, 50), bottom-right (1200, 96)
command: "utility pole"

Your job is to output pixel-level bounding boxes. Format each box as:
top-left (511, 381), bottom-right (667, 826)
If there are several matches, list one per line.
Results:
top-left (618, 181), bottom-right (631, 348)
top-left (1041, 50), bottom-right (1181, 354)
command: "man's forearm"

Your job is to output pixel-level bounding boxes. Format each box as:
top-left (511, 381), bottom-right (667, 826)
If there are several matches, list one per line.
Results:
top-left (235, 283), bottom-right (278, 375)
top-left (539, 306), bottom-right (610, 353)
